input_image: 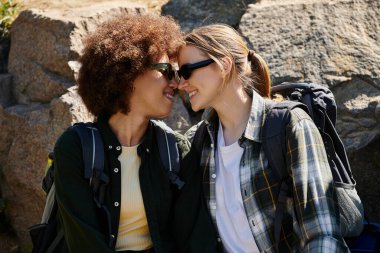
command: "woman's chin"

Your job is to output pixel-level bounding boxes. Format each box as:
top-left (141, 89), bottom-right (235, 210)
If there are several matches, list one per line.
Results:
top-left (150, 110), bottom-right (171, 119)
top-left (191, 104), bottom-right (203, 112)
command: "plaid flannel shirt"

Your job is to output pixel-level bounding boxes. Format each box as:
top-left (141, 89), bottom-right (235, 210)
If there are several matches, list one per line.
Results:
top-left (186, 90), bottom-right (349, 253)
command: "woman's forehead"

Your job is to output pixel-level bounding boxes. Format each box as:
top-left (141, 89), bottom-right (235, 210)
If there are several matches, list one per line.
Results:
top-left (178, 45), bottom-right (206, 62)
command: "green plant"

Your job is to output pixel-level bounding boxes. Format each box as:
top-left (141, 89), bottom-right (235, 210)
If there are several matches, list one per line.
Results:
top-left (0, 0), bottom-right (21, 41)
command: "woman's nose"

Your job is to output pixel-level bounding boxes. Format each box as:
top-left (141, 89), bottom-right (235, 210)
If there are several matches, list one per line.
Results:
top-left (169, 78), bottom-right (178, 89)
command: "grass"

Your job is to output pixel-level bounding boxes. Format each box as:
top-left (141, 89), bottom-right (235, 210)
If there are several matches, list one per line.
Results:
top-left (0, 0), bottom-right (21, 41)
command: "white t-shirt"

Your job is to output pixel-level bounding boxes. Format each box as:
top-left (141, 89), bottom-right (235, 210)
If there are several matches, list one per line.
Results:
top-left (215, 121), bottom-right (260, 253)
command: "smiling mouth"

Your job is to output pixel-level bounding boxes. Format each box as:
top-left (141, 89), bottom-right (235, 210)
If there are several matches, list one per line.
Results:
top-left (165, 92), bottom-right (174, 101)
top-left (188, 90), bottom-right (198, 99)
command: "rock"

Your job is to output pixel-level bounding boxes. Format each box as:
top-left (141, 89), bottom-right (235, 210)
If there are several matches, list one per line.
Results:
top-left (8, 3), bottom-right (146, 104)
top-left (348, 139), bottom-right (380, 221)
top-left (333, 77), bottom-right (380, 153)
top-left (375, 103), bottom-right (380, 121)
top-left (0, 87), bottom-right (93, 251)
top-left (164, 95), bottom-right (191, 133)
top-left (239, 0), bottom-right (380, 87)
top-left (0, 39), bottom-right (10, 73)
top-left (162, 0), bottom-right (257, 32)
top-left (0, 74), bottom-right (13, 107)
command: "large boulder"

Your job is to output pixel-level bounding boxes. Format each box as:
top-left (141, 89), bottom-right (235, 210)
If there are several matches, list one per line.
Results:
top-left (162, 0), bottom-right (257, 32)
top-left (0, 87), bottom-right (93, 251)
top-left (240, 0), bottom-right (380, 220)
top-left (240, 0), bottom-right (380, 87)
top-left (8, 3), bottom-right (146, 104)
top-left (0, 74), bottom-right (13, 107)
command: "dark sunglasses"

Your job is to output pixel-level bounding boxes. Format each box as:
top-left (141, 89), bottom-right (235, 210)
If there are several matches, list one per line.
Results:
top-left (178, 58), bottom-right (215, 80)
top-left (150, 63), bottom-right (180, 83)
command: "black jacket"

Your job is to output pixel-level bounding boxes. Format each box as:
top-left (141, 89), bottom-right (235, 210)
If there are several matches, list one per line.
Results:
top-left (54, 115), bottom-right (190, 253)
top-left (173, 131), bottom-right (222, 253)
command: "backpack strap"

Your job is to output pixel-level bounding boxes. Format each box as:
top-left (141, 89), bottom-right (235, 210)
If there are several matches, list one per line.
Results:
top-left (192, 121), bottom-right (207, 157)
top-left (262, 100), bottom-right (308, 251)
top-left (72, 123), bottom-right (105, 180)
top-left (46, 228), bottom-right (64, 253)
top-left (151, 120), bottom-right (184, 190)
top-left (71, 123), bottom-right (114, 247)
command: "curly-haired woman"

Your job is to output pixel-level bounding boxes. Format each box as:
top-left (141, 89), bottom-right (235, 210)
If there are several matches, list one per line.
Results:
top-left (53, 13), bottom-right (189, 253)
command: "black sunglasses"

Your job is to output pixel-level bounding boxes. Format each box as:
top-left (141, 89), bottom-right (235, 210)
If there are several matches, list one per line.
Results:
top-left (150, 63), bottom-right (180, 83)
top-left (178, 58), bottom-right (215, 80)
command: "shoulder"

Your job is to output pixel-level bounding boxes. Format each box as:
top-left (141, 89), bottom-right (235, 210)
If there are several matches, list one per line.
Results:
top-left (54, 125), bottom-right (81, 151)
top-left (286, 107), bottom-right (322, 145)
top-left (287, 107), bottom-right (316, 130)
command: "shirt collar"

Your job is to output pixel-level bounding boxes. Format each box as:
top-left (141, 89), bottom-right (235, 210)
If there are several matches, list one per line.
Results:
top-left (203, 90), bottom-right (267, 143)
top-left (243, 90), bottom-right (267, 143)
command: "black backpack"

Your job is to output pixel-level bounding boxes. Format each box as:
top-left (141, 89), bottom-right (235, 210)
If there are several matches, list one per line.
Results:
top-left (29, 121), bottom-right (183, 253)
top-left (263, 82), bottom-right (365, 250)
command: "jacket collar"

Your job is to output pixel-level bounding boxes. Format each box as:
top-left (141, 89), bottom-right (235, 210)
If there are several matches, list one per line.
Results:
top-left (96, 114), bottom-right (155, 156)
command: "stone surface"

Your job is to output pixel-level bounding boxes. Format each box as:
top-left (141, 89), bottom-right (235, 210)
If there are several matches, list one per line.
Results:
top-left (349, 138), bottom-right (380, 222)
top-left (0, 86), bottom-right (93, 251)
top-left (240, 0), bottom-right (380, 87)
top-left (334, 77), bottom-right (380, 153)
top-left (162, 0), bottom-right (257, 32)
top-left (0, 39), bottom-right (10, 74)
top-left (8, 3), bottom-right (146, 104)
top-left (0, 74), bottom-right (13, 107)
top-left (165, 95), bottom-right (192, 133)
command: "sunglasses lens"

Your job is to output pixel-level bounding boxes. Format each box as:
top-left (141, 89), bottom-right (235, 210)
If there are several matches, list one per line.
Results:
top-left (183, 68), bottom-right (192, 80)
top-left (178, 58), bottom-right (214, 80)
top-left (178, 66), bottom-right (192, 80)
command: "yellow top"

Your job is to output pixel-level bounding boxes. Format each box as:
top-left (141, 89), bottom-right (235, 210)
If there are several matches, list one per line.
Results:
top-left (115, 145), bottom-right (153, 251)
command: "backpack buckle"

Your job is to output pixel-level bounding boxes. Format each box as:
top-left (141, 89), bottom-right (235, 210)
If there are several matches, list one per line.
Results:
top-left (290, 89), bottom-right (302, 101)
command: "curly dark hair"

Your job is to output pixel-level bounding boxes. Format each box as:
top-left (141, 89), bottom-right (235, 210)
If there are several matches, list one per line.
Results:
top-left (77, 13), bottom-right (183, 117)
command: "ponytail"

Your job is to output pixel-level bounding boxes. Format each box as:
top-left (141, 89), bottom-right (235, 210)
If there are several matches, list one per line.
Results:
top-left (247, 50), bottom-right (271, 98)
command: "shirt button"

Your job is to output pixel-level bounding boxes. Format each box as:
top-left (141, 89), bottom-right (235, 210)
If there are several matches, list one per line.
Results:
top-left (146, 148), bottom-right (150, 153)
top-left (217, 237), bottom-right (222, 242)
top-left (211, 173), bottom-right (216, 179)
top-left (114, 168), bottom-right (119, 173)
top-left (210, 143), bottom-right (214, 148)
top-left (108, 145), bottom-right (113, 150)
top-left (114, 202), bottom-right (119, 207)
top-left (116, 146), bottom-right (121, 151)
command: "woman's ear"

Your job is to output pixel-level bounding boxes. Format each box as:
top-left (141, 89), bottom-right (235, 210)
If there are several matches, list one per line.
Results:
top-left (220, 57), bottom-right (233, 75)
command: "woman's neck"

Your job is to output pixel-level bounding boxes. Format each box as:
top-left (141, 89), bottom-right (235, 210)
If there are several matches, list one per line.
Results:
top-left (214, 83), bottom-right (252, 146)
top-left (108, 111), bottom-right (149, 147)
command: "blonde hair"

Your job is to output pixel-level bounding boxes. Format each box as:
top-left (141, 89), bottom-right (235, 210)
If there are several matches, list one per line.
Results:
top-left (184, 24), bottom-right (271, 98)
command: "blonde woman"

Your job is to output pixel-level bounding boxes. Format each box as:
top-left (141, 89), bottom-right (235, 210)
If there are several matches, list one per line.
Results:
top-left (174, 24), bottom-right (349, 253)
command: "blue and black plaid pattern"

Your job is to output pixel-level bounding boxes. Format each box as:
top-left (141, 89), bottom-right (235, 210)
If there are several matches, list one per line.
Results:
top-left (186, 91), bottom-right (349, 252)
